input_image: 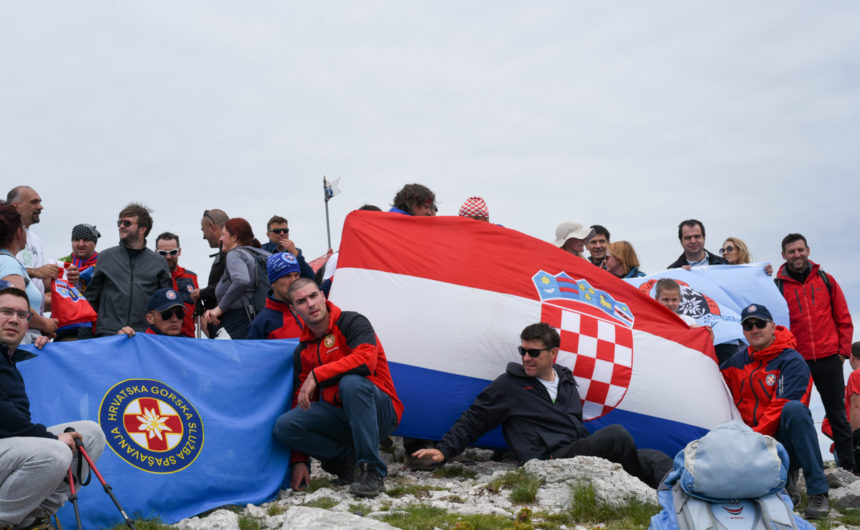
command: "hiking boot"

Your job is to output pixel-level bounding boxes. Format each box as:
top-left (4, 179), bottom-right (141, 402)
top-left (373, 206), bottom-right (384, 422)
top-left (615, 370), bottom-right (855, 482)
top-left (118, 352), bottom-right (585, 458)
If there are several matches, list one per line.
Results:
top-left (320, 450), bottom-right (357, 486)
top-left (804, 493), bottom-right (829, 520)
top-left (350, 462), bottom-right (384, 497)
top-left (785, 469), bottom-right (800, 507)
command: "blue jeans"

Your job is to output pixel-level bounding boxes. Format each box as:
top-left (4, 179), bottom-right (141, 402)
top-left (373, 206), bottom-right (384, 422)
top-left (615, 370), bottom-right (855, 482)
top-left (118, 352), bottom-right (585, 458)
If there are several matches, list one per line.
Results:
top-left (776, 400), bottom-right (828, 496)
top-left (272, 375), bottom-right (399, 477)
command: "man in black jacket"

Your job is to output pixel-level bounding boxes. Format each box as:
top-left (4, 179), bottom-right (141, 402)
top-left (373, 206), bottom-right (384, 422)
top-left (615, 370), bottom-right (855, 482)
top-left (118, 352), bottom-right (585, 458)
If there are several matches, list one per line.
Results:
top-left (411, 322), bottom-right (669, 488)
top-left (0, 282), bottom-right (105, 527)
top-left (667, 219), bottom-right (726, 269)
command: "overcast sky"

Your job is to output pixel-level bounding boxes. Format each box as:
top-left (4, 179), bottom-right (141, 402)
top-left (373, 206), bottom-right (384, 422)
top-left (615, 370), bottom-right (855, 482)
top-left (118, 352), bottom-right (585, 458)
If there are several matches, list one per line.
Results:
top-left (3, 2), bottom-right (859, 338)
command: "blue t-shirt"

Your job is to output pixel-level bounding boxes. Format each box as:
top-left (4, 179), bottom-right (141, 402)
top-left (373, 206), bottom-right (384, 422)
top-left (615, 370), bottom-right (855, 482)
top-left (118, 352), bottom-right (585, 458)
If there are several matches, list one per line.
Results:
top-left (0, 250), bottom-right (43, 312)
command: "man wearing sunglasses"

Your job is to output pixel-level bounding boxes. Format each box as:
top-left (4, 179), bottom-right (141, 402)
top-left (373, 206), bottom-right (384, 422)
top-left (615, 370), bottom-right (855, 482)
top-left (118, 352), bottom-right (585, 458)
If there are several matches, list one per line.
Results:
top-left (118, 288), bottom-right (186, 337)
top-left (155, 232), bottom-right (198, 338)
top-left (0, 281), bottom-right (106, 528)
top-left (410, 322), bottom-right (670, 489)
top-left (85, 203), bottom-right (171, 336)
top-left (261, 216), bottom-right (314, 280)
top-left (720, 303), bottom-right (829, 519)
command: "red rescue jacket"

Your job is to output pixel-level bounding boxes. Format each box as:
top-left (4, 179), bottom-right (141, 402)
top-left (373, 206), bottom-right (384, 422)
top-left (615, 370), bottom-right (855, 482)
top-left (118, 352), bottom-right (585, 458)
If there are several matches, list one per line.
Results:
top-left (720, 326), bottom-right (813, 436)
top-left (291, 301), bottom-right (403, 464)
top-left (776, 260), bottom-right (853, 360)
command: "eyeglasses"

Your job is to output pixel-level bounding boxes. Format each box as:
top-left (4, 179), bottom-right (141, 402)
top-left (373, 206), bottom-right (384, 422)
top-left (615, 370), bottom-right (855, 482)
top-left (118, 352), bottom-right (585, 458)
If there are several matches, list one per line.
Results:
top-left (203, 210), bottom-right (215, 222)
top-left (269, 228), bottom-right (289, 235)
top-left (117, 219), bottom-right (134, 228)
top-left (518, 346), bottom-right (552, 358)
top-left (742, 319), bottom-right (768, 331)
top-left (719, 245), bottom-right (735, 255)
top-left (0, 306), bottom-right (31, 322)
top-left (159, 307), bottom-right (186, 320)
top-left (157, 249), bottom-right (180, 257)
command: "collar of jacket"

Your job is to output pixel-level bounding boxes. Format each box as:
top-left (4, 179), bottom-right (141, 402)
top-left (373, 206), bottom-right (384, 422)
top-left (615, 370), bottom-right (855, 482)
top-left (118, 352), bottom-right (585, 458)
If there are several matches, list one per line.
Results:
top-left (299, 300), bottom-right (342, 343)
top-left (749, 325), bottom-right (798, 362)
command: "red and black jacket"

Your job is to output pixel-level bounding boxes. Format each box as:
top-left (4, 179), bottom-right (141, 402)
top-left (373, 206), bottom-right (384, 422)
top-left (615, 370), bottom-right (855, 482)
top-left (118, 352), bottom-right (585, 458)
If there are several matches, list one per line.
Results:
top-left (247, 294), bottom-right (303, 340)
top-left (720, 326), bottom-right (812, 436)
top-left (290, 301), bottom-right (403, 464)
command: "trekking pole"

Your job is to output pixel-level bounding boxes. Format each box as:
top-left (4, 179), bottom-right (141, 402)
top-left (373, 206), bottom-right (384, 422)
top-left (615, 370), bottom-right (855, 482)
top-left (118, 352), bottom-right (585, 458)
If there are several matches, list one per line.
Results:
top-left (65, 429), bottom-right (136, 529)
top-left (66, 467), bottom-right (82, 530)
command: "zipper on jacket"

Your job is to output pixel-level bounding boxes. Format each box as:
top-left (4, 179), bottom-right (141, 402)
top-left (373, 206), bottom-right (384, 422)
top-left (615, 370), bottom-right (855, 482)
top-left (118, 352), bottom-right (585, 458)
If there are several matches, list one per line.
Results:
top-left (126, 251), bottom-right (137, 326)
top-left (747, 360), bottom-right (764, 426)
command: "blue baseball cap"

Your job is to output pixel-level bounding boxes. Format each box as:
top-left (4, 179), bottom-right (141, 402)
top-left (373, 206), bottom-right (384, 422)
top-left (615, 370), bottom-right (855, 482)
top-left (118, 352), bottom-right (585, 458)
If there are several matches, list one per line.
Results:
top-left (0, 280), bottom-right (18, 290)
top-left (267, 252), bottom-right (300, 284)
top-left (147, 288), bottom-right (185, 312)
top-left (741, 303), bottom-right (773, 323)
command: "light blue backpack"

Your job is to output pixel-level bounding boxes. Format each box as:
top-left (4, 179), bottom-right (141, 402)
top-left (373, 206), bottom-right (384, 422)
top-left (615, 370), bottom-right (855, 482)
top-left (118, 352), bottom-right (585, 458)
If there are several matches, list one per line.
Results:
top-left (650, 421), bottom-right (813, 530)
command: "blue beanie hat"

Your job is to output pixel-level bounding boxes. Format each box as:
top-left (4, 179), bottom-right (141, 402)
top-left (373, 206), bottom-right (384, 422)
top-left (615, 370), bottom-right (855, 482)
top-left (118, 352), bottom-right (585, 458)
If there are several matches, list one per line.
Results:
top-left (267, 252), bottom-right (300, 284)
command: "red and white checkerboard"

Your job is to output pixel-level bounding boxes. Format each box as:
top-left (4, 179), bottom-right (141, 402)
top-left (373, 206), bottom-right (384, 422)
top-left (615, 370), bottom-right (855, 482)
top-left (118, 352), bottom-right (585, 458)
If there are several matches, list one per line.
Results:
top-left (541, 303), bottom-right (634, 420)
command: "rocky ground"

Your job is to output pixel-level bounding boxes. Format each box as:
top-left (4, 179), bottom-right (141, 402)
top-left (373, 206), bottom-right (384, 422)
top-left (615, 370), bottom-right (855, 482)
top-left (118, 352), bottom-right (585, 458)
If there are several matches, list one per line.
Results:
top-left (171, 441), bottom-right (860, 530)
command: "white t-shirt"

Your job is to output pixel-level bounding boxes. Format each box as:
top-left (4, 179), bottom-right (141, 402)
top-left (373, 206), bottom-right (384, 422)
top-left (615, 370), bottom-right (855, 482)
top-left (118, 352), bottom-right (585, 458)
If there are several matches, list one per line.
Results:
top-left (537, 369), bottom-right (560, 402)
top-left (16, 228), bottom-right (45, 311)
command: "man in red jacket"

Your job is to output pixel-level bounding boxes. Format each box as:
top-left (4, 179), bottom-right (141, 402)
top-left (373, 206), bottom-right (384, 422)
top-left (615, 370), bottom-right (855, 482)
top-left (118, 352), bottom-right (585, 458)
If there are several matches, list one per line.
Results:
top-left (155, 232), bottom-right (198, 338)
top-left (776, 233), bottom-right (855, 472)
top-left (721, 303), bottom-right (829, 519)
top-left (272, 278), bottom-right (402, 498)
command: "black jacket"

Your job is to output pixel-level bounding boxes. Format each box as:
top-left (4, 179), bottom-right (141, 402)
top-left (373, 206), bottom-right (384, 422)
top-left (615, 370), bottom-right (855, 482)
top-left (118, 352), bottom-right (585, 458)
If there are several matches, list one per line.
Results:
top-left (0, 344), bottom-right (55, 439)
top-left (435, 362), bottom-right (589, 463)
top-left (667, 250), bottom-right (726, 269)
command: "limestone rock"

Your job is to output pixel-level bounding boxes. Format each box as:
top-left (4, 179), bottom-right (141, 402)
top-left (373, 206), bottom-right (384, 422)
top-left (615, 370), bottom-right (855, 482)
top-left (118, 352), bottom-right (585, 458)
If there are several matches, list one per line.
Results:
top-left (826, 467), bottom-right (859, 489)
top-left (524, 456), bottom-right (656, 509)
top-left (830, 479), bottom-right (860, 510)
top-left (280, 506), bottom-right (397, 529)
top-left (174, 509), bottom-right (239, 530)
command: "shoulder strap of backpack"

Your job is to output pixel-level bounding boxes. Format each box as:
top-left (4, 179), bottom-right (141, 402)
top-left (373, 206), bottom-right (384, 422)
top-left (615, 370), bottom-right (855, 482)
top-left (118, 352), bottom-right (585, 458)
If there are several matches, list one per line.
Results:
top-left (754, 492), bottom-right (799, 530)
top-left (817, 269), bottom-right (832, 296)
top-left (774, 278), bottom-right (783, 295)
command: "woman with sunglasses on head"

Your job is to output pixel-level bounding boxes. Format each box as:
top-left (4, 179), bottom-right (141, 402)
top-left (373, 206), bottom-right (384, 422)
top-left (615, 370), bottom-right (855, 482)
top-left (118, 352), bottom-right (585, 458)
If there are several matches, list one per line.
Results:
top-left (0, 203), bottom-right (59, 343)
top-left (720, 237), bottom-right (773, 276)
top-left (202, 218), bottom-right (271, 339)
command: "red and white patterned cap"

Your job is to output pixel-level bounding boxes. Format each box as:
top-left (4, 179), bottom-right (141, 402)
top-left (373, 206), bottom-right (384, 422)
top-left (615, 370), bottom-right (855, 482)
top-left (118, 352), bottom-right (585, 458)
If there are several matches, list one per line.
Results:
top-left (458, 196), bottom-right (489, 220)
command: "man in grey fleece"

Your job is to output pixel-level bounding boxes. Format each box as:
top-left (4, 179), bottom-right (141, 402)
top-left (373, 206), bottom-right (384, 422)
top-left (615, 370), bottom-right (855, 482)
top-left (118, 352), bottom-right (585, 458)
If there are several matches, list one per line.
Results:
top-left (85, 203), bottom-right (172, 336)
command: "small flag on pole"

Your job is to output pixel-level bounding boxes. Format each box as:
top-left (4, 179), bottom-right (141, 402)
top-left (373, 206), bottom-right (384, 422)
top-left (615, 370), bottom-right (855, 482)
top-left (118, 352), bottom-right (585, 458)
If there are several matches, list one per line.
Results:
top-left (324, 177), bottom-right (341, 202)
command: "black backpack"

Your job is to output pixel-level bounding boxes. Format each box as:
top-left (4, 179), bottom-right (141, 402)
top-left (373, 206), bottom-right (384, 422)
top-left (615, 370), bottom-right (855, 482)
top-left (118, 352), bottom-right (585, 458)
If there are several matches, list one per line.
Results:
top-left (232, 247), bottom-right (271, 320)
top-left (774, 269), bottom-right (832, 297)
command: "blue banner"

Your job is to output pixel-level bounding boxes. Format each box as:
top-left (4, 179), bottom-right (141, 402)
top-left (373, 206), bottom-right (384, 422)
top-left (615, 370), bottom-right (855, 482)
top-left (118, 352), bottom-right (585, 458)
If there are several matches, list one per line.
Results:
top-left (18, 335), bottom-right (297, 529)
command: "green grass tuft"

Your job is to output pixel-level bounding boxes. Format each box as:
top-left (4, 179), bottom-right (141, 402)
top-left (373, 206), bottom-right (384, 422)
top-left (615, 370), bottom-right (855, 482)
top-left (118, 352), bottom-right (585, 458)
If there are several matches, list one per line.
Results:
top-left (386, 483), bottom-right (447, 498)
top-left (432, 465), bottom-right (478, 479)
top-left (304, 496), bottom-right (339, 509)
top-left (485, 468), bottom-right (530, 493)
top-left (307, 476), bottom-right (333, 492)
top-left (380, 504), bottom-right (515, 529)
top-left (237, 514), bottom-right (262, 530)
top-left (484, 468), bottom-right (540, 504)
top-left (836, 507), bottom-right (860, 525)
top-left (562, 482), bottom-right (659, 529)
top-left (349, 502), bottom-right (372, 515)
top-left (266, 502), bottom-right (286, 516)
top-left (109, 518), bottom-right (172, 530)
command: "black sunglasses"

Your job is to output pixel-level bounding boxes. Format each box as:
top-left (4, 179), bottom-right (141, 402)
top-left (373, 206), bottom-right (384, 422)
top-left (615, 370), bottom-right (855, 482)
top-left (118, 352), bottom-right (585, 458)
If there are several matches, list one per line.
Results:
top-left (719, 245), bottom-right (735, 255)
top-left (117, 219), bottom-right (134, 228)
top-left (518, 346), bottom-right (552, 358)
top-left (159, 307), bottom-right (186, 320)
top-left (742, 319), bottom-right (768, 331)
top-left (203, 210), bottom-right (215, 222)
top-left (269, 228), bottom-right (289, 235)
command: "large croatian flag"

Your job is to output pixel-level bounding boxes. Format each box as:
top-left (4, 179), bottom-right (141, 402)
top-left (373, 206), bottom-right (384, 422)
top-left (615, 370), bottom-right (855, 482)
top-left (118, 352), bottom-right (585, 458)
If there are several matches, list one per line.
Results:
top-left (330, 212), bottom-right (741, 456)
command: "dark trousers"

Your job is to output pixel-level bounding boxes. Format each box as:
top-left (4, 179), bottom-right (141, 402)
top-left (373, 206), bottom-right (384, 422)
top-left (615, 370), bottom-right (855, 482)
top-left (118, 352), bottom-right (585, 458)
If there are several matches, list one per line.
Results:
top-left (550, 425), bottom-right (671, 488)
top-left (273, 375), bottom-right (399, 477)
top-left (807, 354), bottom-right (855, 470)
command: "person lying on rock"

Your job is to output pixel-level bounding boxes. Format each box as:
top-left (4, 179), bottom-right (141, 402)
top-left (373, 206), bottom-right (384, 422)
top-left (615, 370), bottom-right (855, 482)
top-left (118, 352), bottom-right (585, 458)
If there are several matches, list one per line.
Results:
top-left (411, 322), bottom-right (670, 488)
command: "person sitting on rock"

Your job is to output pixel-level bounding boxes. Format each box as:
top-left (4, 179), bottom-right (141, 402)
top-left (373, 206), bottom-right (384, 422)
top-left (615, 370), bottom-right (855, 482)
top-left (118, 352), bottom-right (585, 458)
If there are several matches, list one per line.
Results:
top-left (410, 322), bottom-right (671, 488)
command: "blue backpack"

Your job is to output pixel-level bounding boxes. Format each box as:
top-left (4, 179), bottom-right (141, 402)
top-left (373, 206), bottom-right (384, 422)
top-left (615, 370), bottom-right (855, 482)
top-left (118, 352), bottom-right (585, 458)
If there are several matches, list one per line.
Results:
top-left (650, 421), bottom-right (813, 530)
